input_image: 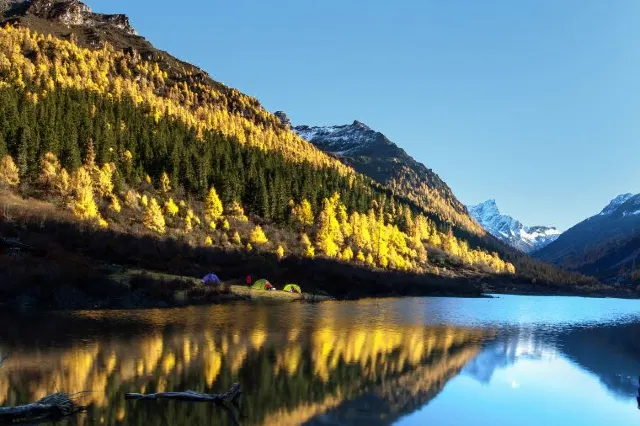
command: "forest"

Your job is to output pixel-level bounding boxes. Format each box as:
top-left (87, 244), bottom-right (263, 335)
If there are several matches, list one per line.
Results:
top-left (0, 23), bottom-right (607, 293)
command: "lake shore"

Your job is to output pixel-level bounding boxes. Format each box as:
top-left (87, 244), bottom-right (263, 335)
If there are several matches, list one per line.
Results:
top-left (1, 260), bottom-right (634, 312)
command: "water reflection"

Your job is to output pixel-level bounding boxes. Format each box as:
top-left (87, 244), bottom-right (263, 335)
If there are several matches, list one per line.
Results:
top-left (0, 297), bottom-right (638, 425)
top-left (0, 302), bottom-right (492, 425)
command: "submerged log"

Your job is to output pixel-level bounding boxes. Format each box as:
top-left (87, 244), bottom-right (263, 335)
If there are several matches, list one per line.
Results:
top-left (0, 392), bottom-right (84, 424)
top-left (0, 237), bottom-right (33, 251)
top-left (125, 383), bottom-right (242, 406)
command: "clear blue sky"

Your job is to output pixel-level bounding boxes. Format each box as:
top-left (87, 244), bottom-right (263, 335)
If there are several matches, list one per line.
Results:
top-left (90, 0), bottom-right (640, 230)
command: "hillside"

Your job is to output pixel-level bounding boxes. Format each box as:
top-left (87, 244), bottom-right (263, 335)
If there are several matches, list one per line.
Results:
top-left (467, 199), bottom-right (561, 253)
top-left (292, 119), bottom-right (605, 291)
top-left (292, 119), bottom-right (479, 234)
top-left (535, 193), bottom-right (640, 285)
top-left (0, 0), bottom-right (621, 308)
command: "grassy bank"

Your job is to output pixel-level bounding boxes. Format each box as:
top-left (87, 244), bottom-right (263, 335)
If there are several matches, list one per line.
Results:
top-left (113, 269), bottom-right (332, 304)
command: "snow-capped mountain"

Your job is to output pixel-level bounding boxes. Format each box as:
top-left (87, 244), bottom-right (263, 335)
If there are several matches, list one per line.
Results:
top-left (291, 119), bottom-right (469, 217)
top-left (599, 193), bottom-right (634, 216)
top-left (535, 193), bottom-right (640, 283)
top-left (467, 200), bottom-right (561, 253)
top-left (294, 121), bottom-right (378, 156)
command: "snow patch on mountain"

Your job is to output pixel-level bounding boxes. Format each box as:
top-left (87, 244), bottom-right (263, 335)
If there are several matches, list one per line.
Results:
top-left (600, 193), bottom-right (634, 216)
top-left (294, 121), bottom-right (377, 156)
top-left (467, 200), bottom-right (561, 253)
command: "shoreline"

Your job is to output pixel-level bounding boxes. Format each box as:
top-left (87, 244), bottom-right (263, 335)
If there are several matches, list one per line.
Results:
top-left (2, 265), bottom-right (635, 313)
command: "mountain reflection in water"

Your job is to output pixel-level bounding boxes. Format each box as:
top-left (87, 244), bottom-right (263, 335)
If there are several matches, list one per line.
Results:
top-left (0, 296), bottom-right (638, 426)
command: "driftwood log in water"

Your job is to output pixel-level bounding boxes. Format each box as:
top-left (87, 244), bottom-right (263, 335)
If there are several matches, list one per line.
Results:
top-left (0, 356), bottom-right (84, 425)
top-left (125, 383), bottom-right (242, 406)
top-left (0, 392), bottom-right (85, 425)
top-left (0, 237), bottom-right (33, 251)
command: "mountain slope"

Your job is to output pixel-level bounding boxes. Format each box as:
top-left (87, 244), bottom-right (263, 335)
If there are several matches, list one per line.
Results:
top-left (467, 200), bottom-right (561, 253)
top-left (0, 0), bottom-right (620, 301)
top-left (1, 0), bottom-right (484, 239)
top-left (0, 0), bottom-right (542, 307)
top-left (292, 119), bottom-right (482, 235)
top-left (291, 120), bottom-right (615, 290)
top-left (535, 193), bottom-right (640, 283)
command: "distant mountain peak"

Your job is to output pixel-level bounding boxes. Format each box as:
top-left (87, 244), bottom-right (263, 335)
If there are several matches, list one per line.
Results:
top-left (599, 193), bottom-right (634, 216)
top-left (473, 199), bottom-right (500, 214)
top-left (535, 192), bottom-right (640, 282)
top-left (293, 120), bottom-right (469, 222)
top-left (468, 199), bottom-right (561, 253)
top-left (351, 120), bottom-right (370, 130)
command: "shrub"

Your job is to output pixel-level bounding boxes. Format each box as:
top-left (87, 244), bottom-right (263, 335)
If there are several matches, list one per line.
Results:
top-left (232, 231), bottom-right (242, 245)
top-left (125, 189), bottom-right (140, 210)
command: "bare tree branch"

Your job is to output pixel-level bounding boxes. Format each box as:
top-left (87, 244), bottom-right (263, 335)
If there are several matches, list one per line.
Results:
top-left (125, 383), bottom-right (241, 405)
top-left (0, 392), bottom-right (84, 425)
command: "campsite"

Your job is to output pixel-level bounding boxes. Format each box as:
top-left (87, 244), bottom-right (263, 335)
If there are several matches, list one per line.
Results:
top-left (106, 269), bottom-right (330, 308)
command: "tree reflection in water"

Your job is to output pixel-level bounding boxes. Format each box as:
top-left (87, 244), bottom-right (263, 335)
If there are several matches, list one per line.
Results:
top-left (1, 299), bottom-right (638, 425)
top-left (0, 303), bottom-right (492, 426)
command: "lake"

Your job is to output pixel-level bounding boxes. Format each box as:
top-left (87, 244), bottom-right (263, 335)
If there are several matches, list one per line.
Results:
top-left (0, 295), bottom-right (639, 425)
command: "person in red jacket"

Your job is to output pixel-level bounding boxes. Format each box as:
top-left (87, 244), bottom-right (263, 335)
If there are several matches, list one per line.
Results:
top-left (245, 275), bottom-right (252, 286)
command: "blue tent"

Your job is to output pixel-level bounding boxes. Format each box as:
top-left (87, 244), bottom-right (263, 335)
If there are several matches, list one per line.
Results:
top-left (201, 273), bottom-right (221, 286)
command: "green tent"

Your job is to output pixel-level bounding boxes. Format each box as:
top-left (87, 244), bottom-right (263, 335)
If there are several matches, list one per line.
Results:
top-left (283, 284), bottom-right (301, 293)
top-left (251, 279), bottom-right (273, 290)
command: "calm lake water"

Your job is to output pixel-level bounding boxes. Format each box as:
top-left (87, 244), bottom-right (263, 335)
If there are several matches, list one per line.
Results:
top-left (0, 295), bottom-right (639, 425)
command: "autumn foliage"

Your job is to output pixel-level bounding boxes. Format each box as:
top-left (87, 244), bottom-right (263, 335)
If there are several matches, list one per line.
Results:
top-left (0, 25), bottom-right (518, 278)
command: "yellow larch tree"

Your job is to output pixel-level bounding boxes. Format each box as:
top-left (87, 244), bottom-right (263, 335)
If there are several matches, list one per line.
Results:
top-left (314, 195), bottom-right (343, 257)
top-left (160, 171), bottom-right (171, 193)
top-left (301, 233), bottom-right (315, 258)
top-left (250, 225), bottom-right (268, 245)
top-left (70, 166), bottom-right (99, 221)
top-left (143, 197), bottom-right (166, 234)
top-left (164, 198), bottom-right (179, 217)
top-left (38, 152), bottom-right (61, 190)
top-left (226, 200), bottom-right (248, 221)
top-left (109, 195), bottom-right (121, 213)
top-left (340, 246), bottom-right (354, 262)
top-left (292, 199), bottom-right (314, 229)
top-left (94, 163), bottom-right (114, 199)
top-left (0, 155), bottom-right (19, 186)
top-left (204, 186), bottom-right (223, 221)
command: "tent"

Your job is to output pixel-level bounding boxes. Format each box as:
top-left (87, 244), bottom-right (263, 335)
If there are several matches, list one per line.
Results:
top-left (283, 284), bottom-right (301, 294)
top-left (201, 273), bottom-right (221, 286)
top-left (251, 279), bottom-right (273, 290)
